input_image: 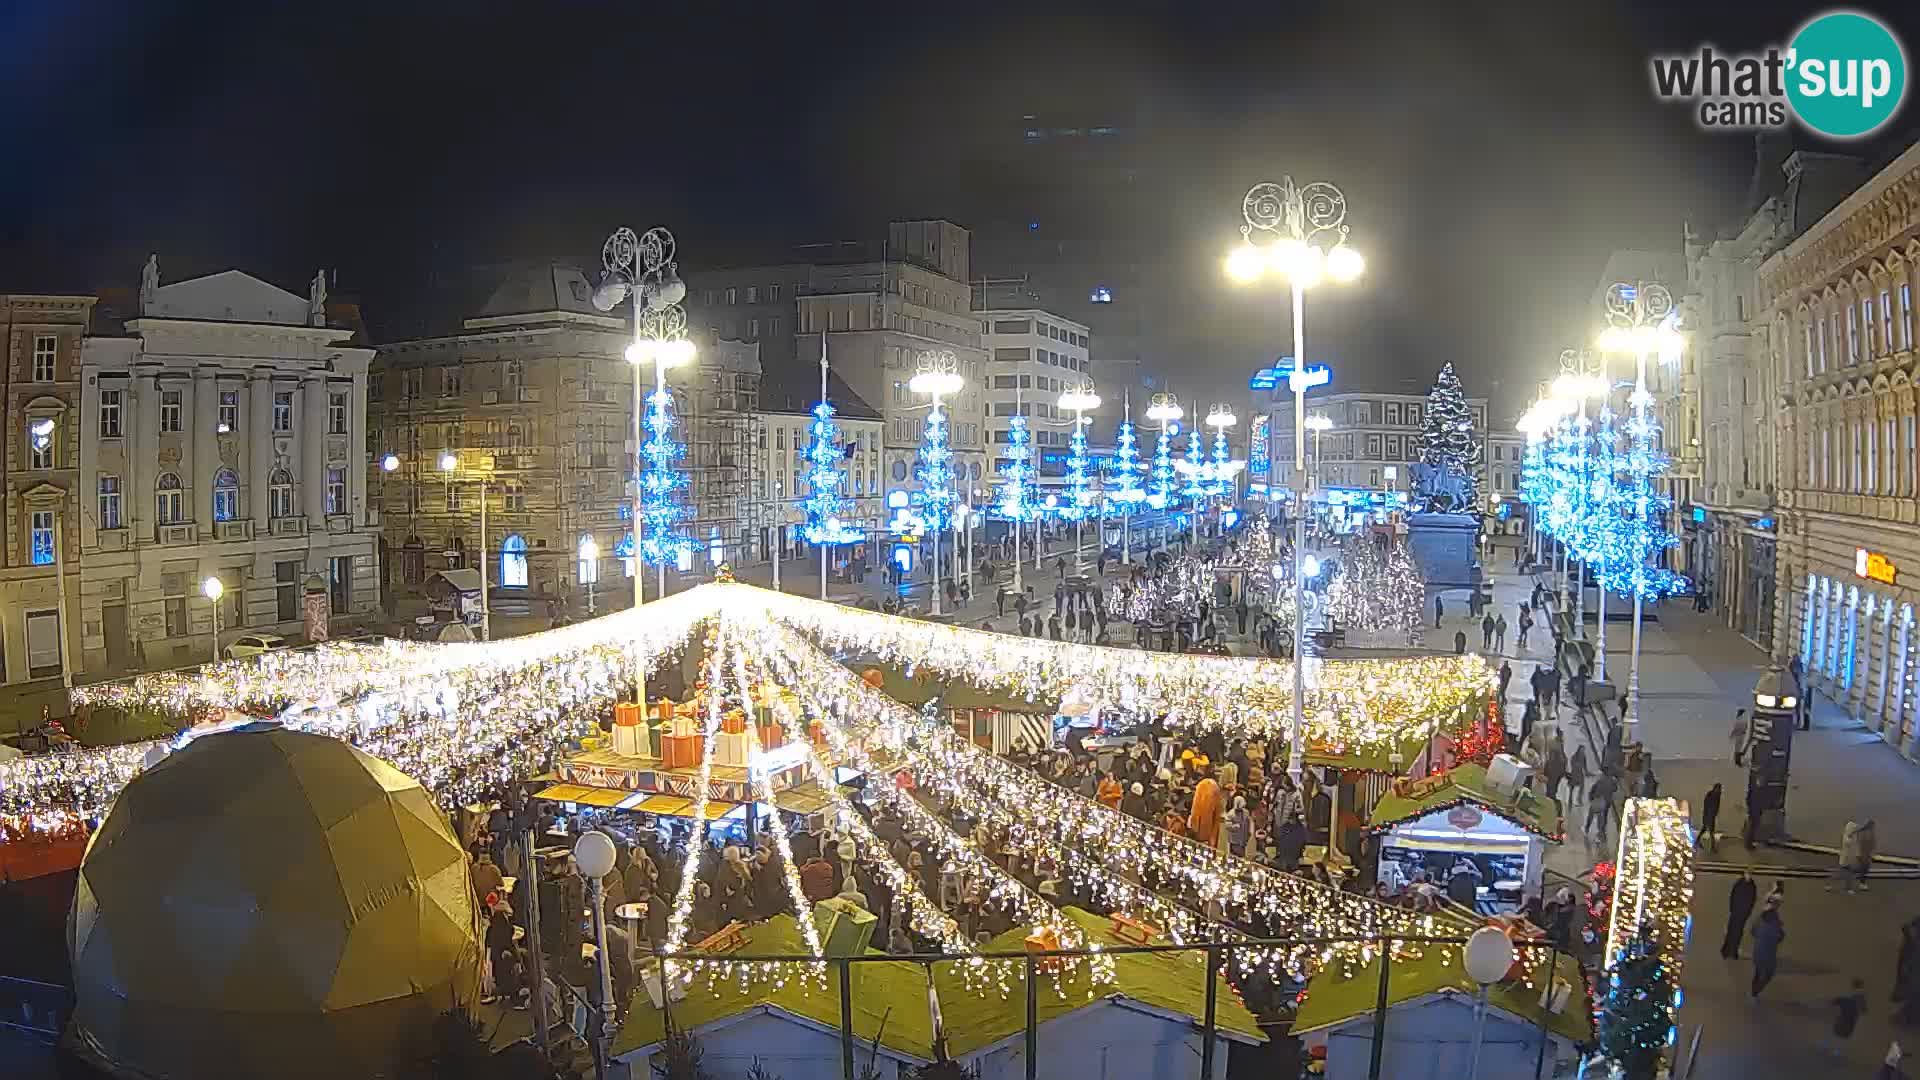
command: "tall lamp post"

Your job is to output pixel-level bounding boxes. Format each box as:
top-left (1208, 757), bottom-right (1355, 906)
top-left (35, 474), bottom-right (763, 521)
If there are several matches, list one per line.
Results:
top-left (202, 576), bottom-right (225, 663)
top-left (910, 349), bottom-right (963, 616)
top-left (1058, 381), bottom-right (1102, 572)
top-left (1227, 177), bottom-right (1365, 783)
top-left (1205, 403), bottom-right (1239, 535)
top-left (573, 830), bottom-right (619, 1080)
top-left (439, 452), bottom-right (490, 641)
top-left (1597, 281), bottom-right (1685, 739)
top-left (1145, 395), bottom-right (1183, 555)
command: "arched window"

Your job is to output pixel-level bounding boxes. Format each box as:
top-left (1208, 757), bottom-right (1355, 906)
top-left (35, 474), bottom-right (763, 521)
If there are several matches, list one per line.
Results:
top-left (155, 472), bottom-right (184, 524)
top-left (212, 468), bottom-right (239, 522)
top-left (269, 468), bottom-right (294, 519)
top-left (499, 533), bottom-right (528, 588)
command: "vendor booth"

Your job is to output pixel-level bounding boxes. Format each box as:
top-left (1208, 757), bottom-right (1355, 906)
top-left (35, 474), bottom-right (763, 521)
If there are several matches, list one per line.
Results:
top-left (1366, 760), bottom-right (1561, 914)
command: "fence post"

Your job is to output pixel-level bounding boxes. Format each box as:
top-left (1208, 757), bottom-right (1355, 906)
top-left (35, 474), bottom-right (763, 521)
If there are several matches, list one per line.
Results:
top-left (1199, 944), bottom-right (1219, 1080)
top-left (521, 827), bottom-right (550, 1055)
top-left (1533, 948), bottom-right (1558, 1079)
top-left (1367, 940), bottom-right (1393, 1080)
top-left (839, 957), bottom-right (855, 1080)
top-left (1025, 953), bottom-right (1039, 1080)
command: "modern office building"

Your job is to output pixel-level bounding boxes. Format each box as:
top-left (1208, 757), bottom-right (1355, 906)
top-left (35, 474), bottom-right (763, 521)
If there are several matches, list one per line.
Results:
top-left (979, 307), bottom-right (1093, 489)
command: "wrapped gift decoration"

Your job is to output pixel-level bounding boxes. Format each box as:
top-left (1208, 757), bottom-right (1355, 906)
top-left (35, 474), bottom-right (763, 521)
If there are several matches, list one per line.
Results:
top-left (581, 735), bottom-right (606, 753)
top-left (756, 723), bottom-right (785, 750)
top-left (669, 715), bottom-right (700, 739)
top-left (721, 711), bottom-right (747, 736)
top-left (808, 720), bottom-right (830, 749)
top-left (1023, 926), bottom-right (1064, 974)
top-left (714, 730), bottom-right (751, 768)
top-left (648, 698), bottom-right (675, 722)
top-left (660, 733), bottom-right (701, 769)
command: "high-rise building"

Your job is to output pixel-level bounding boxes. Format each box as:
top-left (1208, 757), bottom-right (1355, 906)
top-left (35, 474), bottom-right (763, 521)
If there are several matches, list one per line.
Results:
top-left (979, 307), bottom-right (1092, 492)
top-left (1, 293), bottom-right (94, 696)
top-left (77, 264), bottom-right (379, 673)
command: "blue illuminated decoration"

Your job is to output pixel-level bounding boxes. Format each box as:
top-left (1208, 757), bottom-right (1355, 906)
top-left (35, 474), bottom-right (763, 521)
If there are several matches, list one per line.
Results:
top-left (1062, 416), bottom-right (1093, 521)
top-left (1248, 367), bottom-right (1281, 391)
top-left (639, 388), bottom-right (693, 567)
top-left (1148, 425), bottom-right (1177, 510)
top-left (800, 402), bottom-right (862, 545)
top-left (915, 400), bottom-right (956, 530)
top-left (1248, 415), bottom-right (1271, 482)
top-left (1104, 418), bottom-right (1146, 513)
top-left (1208, 426), bottom-right (1232, 498)
top-left (1690, 505), bottom-right (1706, 524)
top-left (995, 414), bottom-right (1036, 523)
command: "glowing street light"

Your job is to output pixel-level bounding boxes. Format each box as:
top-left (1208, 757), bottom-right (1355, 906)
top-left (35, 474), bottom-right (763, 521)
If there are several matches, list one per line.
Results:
top-left (1228, 176), bottom-right (1365, 783)
top-left (912, 349), bottom-right (964, 616)
top-left (381, 453), bottom-right (400, 473)
top-left (1057, 382), bottom-right (1102, 572)
top-left (202, 576), bottom-right (225, 663)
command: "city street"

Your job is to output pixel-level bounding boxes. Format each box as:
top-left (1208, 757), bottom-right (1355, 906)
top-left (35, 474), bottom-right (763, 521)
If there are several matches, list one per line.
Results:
top-left (1445, 541), bottom-right (1920, 1077)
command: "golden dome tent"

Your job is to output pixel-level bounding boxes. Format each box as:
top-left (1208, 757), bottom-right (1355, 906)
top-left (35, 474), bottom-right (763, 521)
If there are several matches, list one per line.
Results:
top-left (68, 723), bottom-right (481, 1079)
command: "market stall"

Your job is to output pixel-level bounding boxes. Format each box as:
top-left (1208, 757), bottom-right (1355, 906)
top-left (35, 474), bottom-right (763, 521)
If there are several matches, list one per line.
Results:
top-left (1366, 761), bottom-right (1561, 914)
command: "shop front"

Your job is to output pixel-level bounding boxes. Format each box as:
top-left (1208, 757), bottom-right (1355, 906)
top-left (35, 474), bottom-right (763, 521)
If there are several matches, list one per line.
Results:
top-left (1366, 763), bottom-right (1561, 915)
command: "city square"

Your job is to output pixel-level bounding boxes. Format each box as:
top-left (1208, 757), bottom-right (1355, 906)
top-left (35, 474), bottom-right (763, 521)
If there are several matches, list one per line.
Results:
top-left (2, 5), bottom-right (1920, 1080)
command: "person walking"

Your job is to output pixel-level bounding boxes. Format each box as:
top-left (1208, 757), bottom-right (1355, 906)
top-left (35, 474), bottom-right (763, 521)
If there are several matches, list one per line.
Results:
top-left (1831, 978), bottom-right (1869, 1057)
top-left (1750, 900), bottom-right (1786, 998)
top-left (1856, 818), bottom-right (1879, 891)
top-left (1720, 869), bottom-right (1756, 959)
top-left (1831, 820), bottom-right (1865, 893)
top-left (1435, 595), bottom-right (1445, 629)
top-left (1518, 605), bottom-right (1534, 651)
top-left (1586, 771), bottom-right (1618, 846)
top-left (1895, 918), bottom-right (1920, 1026)
top-left (1494, 612), bottom-right (1509, 654)
top-left (1544, 737), bottom-right (1568, 808)
top-left (1697, 782), bottom-right (1722, 853)
top-left (1565, 745), bottom-right (1588, 810)
top-left (1481, 612), bottom-right (1496, 651)
top-left (1497, 659), bottom-right (1513, 706)
top-left (1730, 708), bottom-right (1749, 766)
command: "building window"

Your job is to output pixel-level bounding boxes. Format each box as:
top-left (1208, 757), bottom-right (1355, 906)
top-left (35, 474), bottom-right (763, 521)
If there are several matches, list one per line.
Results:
top-left (98, 476), bottom-right (121, 530)
top-left (746, 286), bottom-right (759, 303)
top-left (1864, 298), bottom-right (1877, 357)
top-left (99, 389), bottom-right (122, 438)
top-left (29, 510), bottom-right (54, 566)
top-left (441, 366), bottom-right (461, 397)
top-left (212, 469), bottom-right (239, 522)
top-left (330, 555), bottom-right (352, 614)
top-left (768, 284), bottom-right (782, 302)
top-left (273, 392), bottom-right (294, 432)
top-left (505, 359), bottom-right (524, 394)
top-left (27, 416), bottom-right (54, 469)
top-left (748, 318), bottom-right (760, 338)
top-left (26, 610), bottom-right (60, 678)
top-left (499, 533), bottom-right (529, 587)
top-left (276, 561), bottom-right (300, 622)
top-left (726, 287), bottom-right (738, 305)
top-left (31, 335), bottom-right (56, 382)
top-left (155, 472), bottom-right (184, 524)
top-left (269, 468), bottom-right (294, 519)
top-left (504, 484), bottom-right (525, 510)
top-left (1816, 316), bottom-right (1828, 371)
top-left (326, 468), bottom-right (346, 514)
top-left (1882, 290), bottom-right (1895, 353)
top-left (1805, 322), bottom-right (1817, 377)
top-left (445, 482), bottom-right (460, 512)
top-left (160, 389), bottom-right (183, 433)
top-left (1902, 285), bottom-right (1914, 352)
top-left (328, 391), bottom-right (348, 434)
top-left (218, 390), bottom-right (239, 432)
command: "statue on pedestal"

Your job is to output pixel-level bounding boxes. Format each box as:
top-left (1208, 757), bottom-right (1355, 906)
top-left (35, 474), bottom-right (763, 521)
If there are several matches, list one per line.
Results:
top-left (1410, 461), bottom-right (1475, 515)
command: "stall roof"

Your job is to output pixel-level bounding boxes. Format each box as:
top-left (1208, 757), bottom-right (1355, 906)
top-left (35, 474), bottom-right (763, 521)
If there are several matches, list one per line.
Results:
top-left (430, 568), bottom-right (484, 593)
top-left (1292, 948), bottom-right (1590, 1044)
top-left (533, 782), bottom-right (836, 820)
top-left (1368, 763), bottom-right (1562, 841)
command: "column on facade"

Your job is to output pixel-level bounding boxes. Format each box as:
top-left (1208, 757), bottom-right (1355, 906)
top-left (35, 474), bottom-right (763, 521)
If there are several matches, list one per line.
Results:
top-left (192, 367), bottom-right (216, 533)
top-left (132, 366), bottom-right (160, 540)
top-left (302, 373), bottom-right (328, 524)
top-left (251, 369), bottom-right (275, 529)
top-left (348, 372), bottom-right (366, 527)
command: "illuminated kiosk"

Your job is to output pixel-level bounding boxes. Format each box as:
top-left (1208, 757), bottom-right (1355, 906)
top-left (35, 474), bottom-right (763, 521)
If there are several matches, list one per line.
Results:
top-left (1366, 762), bottom-right (1562, 914)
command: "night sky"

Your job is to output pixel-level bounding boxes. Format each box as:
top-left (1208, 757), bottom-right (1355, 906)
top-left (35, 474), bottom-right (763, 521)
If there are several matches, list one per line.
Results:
top-left (3, 1), bottom-right (1917, 418)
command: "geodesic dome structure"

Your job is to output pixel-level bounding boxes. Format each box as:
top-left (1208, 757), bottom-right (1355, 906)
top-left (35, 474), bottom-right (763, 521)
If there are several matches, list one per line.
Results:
top-left (69, 724), bottom-right (480, 1079)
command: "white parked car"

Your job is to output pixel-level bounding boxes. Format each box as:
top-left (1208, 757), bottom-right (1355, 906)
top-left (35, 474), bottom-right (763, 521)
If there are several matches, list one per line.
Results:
top-left (224, 633), bottom-right (289, 660)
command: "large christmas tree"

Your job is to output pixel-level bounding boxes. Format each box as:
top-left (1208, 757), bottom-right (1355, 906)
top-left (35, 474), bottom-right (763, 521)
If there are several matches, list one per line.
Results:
top-left (1417, 363), bottom-right (1483, 506)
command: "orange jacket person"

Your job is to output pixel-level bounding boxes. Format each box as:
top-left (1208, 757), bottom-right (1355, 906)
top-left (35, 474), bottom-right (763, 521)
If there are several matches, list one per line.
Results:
top-left (1188, 774), bottom-right (1225, 848)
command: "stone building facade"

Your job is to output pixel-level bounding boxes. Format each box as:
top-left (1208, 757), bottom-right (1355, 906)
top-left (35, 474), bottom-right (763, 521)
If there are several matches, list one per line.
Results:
top-left (1762, 139), bottom-right (1920, 755)
top-left (76, 267), bottom-right (379, 673)
top-left (1, 294), bottom-right (94, 695)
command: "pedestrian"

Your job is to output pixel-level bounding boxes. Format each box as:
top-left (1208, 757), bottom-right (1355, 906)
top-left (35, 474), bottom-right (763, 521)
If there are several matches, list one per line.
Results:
top-left (1565, 745), bottom-right (1588, 808)
top-left (1697, 783), bottom-right (1722, 852)
top-left (1454, 630), bottom-right (1467, 655)
top-left (1720, 869), bottom-right (1756, 958)
top-left (1048, 614), bottom-right (1062, 641)
top-left (1498, 660), bottom-right (1513, 706)
top-left (996, 585), bottom-right (1008, 617)
top-left (1586, 772), bottom-right (1617, 845)
top-left (1638, 764), bottom-right (1659, 799)
top-left (1857, 818), bottom-right (1878, 891)
top-left (1235, 595), bottom-right (1250, 636)
top-left (1831, 820), bottom-right (1865, 893)
top-left (1544, 737), bottom-right (1567, 807)
top-left (1054, 583), bottom-right (1064, 614)
top-left (1830, 978), bottom-right (1869, 1057)
top-left (1435, 595), bottom-right (1445, 629)
top-left (1895, 918), bottom-right (1920, 1025)
top-left (1056, 556), bottom-right (1066, 581)
top-left (1750, 901), bottom-right (1786, 997)
top-left (1481, 612), bottom-right (1496, 650)
top-left (1518, 606), bottom-right (1533, 651)
top-left (1730, 708), bottom-right (1749, 766)
top-left (1494, 612), bottom-right (1508, 653)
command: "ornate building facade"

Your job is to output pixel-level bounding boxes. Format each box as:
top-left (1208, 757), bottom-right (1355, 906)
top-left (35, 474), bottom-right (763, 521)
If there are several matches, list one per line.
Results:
top-left (1763, 140), bottom-right (1920, 754)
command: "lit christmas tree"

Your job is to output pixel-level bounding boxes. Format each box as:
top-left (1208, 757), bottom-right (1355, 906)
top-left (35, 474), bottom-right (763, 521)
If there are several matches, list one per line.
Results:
top-left (800, 402), bottom-right (862, 546)
top-left (1417, 362), bottom-right (1483, 506)
top-left (1325, 534), bottom-right (1426, 641)
top-left (1209, 426), bottom-right (1233, 498)
top-left (1062, 414), bottom-right (1093, 521)
top-left (1180, 429), bottom-right (1208, 505)
top-left (639, 386), bottom-right (693, 567)
top-left (1593, 925), bottom-right (1677, 1080)
top-left (916, 400), bottom-right (956, 531)
top-left (1601, 384), bottom-right (1687, 600)
top-left (1104, 415), bottom-right (1146, 513)
top-left (1148, 425), bottom-right (1177, 510)
top-left (995, 414), bottom-right (1036, 523)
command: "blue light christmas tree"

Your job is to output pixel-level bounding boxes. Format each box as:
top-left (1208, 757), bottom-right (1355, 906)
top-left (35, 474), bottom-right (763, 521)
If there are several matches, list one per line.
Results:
top-left (1104, 416), bottom-right (1146, 513)
top-left (1600, 385), bottom-right (1687, 599)
top-left (639, 387), bottom-right (694, 566)
top-left (1594, 926), bottom-right (1677, 1080)
top-left (1148, 424), bottom-right (1177, 510)
top-left (1181, 429), bottom-right (1207, 502)
top-left (1208, 426), bottom-right (1233, 498)
top-left (915, 400), bottom-right (957, 530)
top-left (800, 401), bottom-right (863, 546)
top-left (995, 414), bottom-right (1036, 523)
top-left (1062, 416), bottom-right (1093, 521)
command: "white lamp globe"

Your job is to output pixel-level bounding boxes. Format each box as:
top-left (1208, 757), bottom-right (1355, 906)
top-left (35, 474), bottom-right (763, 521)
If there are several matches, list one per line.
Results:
top-left (1326, 243), bottom-right (1365, 283)
top-left (381, 453), bottom-right (400, 473)
top-left (202, 576), bottom-right (224, 602)
top-left (1463, 926), bottom-right (1515, 985)
top-left (438, 452), bottom-right (458, 472)
top-left (573, 830), bottom-right (617, 879)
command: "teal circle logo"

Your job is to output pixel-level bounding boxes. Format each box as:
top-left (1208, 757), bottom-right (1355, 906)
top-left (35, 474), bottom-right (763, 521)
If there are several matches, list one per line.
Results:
top-left (1787, 11), bottom-right (1907, 138)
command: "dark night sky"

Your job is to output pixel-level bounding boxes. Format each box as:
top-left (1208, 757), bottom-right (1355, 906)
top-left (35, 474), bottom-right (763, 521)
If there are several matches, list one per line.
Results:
top-left (3, 1), bottom-right (1917, 418)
